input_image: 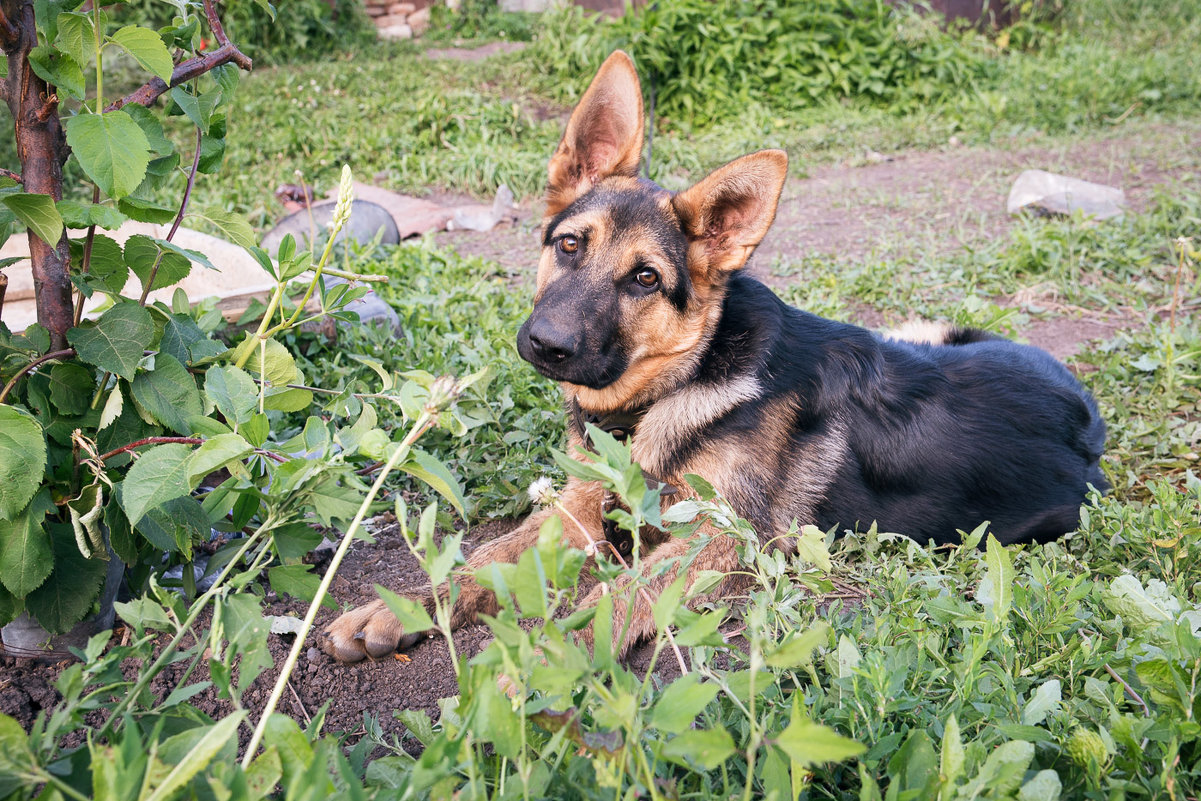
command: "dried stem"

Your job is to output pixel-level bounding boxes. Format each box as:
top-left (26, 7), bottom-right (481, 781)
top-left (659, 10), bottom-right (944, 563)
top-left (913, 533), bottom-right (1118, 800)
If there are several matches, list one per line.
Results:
top-left (96, 437), bottom-right (204, 462)
top-left (0, 167), bottom-right (22, 184)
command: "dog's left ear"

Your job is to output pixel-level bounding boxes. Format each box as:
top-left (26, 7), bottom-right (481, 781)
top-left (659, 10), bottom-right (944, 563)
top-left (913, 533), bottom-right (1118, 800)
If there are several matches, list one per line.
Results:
top-left (672, 149), bottom-right (788, 279)
top-left (546, 51), bottom-right (644, 216)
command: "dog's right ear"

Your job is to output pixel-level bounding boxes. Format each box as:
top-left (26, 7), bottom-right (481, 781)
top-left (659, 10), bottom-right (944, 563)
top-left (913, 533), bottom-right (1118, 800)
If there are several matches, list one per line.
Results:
top-left (546, 51), bottom-right (644, 217)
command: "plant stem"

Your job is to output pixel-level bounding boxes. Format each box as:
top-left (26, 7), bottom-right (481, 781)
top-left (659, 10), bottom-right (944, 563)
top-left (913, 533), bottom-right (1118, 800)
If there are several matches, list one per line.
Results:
top-left (139, 126), bottom-right (203, 305)
top-left (0, 348), bottom-right (76, 403)
top-left (97, 522), bottom-right (273, 738)
top-left (241, 411), bottom-right (436, 767)
top-left (74, 185), bottom-right (102, 326)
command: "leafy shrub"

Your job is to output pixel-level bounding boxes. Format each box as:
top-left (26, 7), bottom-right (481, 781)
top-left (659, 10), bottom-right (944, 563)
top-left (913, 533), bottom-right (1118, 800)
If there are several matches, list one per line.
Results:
top-left (530, 0), bottom-right (991, 124)
top-left (117, 0), bottom-right (377, 65)
top-left (425, 0), bottom-right (538, 44)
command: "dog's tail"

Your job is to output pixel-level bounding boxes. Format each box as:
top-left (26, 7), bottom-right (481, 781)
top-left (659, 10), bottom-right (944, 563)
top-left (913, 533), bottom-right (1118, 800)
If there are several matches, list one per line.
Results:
top-left (883, 320), bottom-right (998, 347)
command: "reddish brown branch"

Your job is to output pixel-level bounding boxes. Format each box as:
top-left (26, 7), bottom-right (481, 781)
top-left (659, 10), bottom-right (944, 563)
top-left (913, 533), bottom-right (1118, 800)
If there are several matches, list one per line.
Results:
top-left (35, 92), bottom-right (57, 122)
top-left (203, 0), bottom-right (234, 48)
top-left (103, 41), bottom-right (252, 113)
top-left (0, 167), bottom-right (22, 184)
top-left (97, 437), bottom-right (205, 462)
top-left (0, 4), bottom-right (17, 48)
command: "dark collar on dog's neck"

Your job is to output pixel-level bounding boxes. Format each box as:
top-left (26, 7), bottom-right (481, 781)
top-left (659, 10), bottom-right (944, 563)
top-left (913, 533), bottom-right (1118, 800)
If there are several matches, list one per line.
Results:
top-left (570, 398), bottom-right (648, 446)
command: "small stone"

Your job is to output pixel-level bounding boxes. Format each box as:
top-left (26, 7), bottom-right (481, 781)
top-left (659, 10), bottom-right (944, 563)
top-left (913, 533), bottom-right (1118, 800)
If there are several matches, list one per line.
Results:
top-left (378, 23), bottom-right (413, 39)
top-left (1007, 169), bottom-right (1126, 221)
top-left (364, 5), bottom-right (386, 16)
top-left (388, 2), bottom-right (416, 14)
top-left (407, 6), bottom-right (430, 36)
top-left (374, 13), bottom-right (407, 27)
top-left (306, 647), bottom-right (321, 661)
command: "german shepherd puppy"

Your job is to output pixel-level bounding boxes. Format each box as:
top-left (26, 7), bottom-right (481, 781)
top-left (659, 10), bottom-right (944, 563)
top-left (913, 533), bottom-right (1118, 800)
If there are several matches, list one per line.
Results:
top-left (321, 51), bottom-right (1107, 663)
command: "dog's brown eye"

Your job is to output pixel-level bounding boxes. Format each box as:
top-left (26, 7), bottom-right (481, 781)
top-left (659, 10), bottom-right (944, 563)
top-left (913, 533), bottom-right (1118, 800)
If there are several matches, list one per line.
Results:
top-left (559, 235), bottom-right (579, 254)
top-left (634, 268), bottom-right (659, 289)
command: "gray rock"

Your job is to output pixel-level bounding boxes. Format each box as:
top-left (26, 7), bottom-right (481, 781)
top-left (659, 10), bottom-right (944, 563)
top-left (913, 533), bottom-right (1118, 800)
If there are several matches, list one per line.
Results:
top-left (262, 199), bottom-right (401, 258)
top-left (448, 184), bottom-right (516, 232)
top-left (1007, 170), bottom-right (1126, 221)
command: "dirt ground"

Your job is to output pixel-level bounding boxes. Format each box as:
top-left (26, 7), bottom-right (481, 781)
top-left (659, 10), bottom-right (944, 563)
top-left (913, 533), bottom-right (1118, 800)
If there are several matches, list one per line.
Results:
top-left (4, 119), bottom-right (1199, 744)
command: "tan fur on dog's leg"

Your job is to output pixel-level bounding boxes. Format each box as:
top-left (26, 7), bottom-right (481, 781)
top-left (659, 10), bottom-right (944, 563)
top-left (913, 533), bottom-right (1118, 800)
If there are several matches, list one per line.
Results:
top-left (321, 478), bottom-right (609, 662)
top-left (578, 529), bottom-right (743, 660)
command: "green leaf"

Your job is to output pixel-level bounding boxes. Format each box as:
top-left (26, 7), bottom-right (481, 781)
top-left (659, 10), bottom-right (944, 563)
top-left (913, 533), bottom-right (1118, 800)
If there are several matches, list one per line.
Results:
top-left (2, 192), bottom-right (64, 246)
top-left (54, 12), bottom-right (93, 67)
top-left (660, 727), bottom-right (736, 770)
top-left (398, 448), bottom-right (467, 516)
top-left (58, 200), bottom-right (127, 230)
top-left (69, 233), bottom-right (127, 293)
top-left (192, 208), bottom-right (257, 249)
top-left (187, 433), bottom-right (253, 485)
top-left (135, 496), bottom-right (205, 557)
top-left (980, 534), bottom-right (1014, 627)
top-left (67, 302), bottom-right (153, 380)
top-left (27, 45), bottom-right (84, 100)
top-left (124, 234), bottom-right (192, 293)
top-left (650, 673), bottom-right (720, 734)
top-left (47, 362), bottom-right (95, 415)
top-left (64, 111), bottom-right (152, 200)
top-left (131, 353), bottom-right (203, 434)
top-left (1018, 770), bottom-right (1062, 801)
top-left (0, 713), bottom-right (38, 798)
top-left (1021, 679), bottom-right (1062, 726)
top-left (377, 586), bottom-right (434, 633)
top-left (118, 195), bottom-right (176, 224)
top-left (120, 442), bottom-right (194, 526)
top-left (108, 25), bottom-right (174, 81)
top-left (794, 523), bottom-right (831, 571)
top-left (765, 621), bottom-right (829, 669)
top-left (0, 491), bottom-right (54, 597)
top-left (144, 712), bottom-right (246, 801)
top-left (774, 709), bottom-right (865, 769)
top-left (268, 565), bottom-right (336, 610)
top-left (0, 406), bottom-right (47, 521)
top-left (205, 365), bottom-right (258, 425)
top-left (124, 104), bottom-right (174, 155)
top-left (24, 522), bottom-right (108, 633)
top-left (939, 714), bottom-right (964, 801)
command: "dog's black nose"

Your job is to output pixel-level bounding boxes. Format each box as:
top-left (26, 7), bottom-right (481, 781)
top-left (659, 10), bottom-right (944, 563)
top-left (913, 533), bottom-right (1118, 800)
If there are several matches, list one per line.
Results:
top-left (527, 318), bottom-right (578, 363)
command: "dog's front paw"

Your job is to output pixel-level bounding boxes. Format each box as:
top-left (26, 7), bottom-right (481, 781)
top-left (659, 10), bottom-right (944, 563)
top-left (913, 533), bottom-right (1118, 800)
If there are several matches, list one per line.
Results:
top-left (320, 599), bottom-right (416, 662)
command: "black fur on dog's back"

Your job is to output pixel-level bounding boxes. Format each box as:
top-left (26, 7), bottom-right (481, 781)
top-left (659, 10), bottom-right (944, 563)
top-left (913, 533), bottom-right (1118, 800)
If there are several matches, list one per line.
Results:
top-left (638, 272), bottom-right (1107, 546)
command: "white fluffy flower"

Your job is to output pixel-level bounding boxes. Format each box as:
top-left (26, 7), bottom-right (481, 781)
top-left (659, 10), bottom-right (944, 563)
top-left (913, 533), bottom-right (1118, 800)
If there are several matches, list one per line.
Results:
top-left (527, 476), bottom-right (557, 507)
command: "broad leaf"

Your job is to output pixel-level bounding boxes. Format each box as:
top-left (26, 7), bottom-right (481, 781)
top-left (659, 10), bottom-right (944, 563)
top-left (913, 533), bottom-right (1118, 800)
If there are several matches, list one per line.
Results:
top-left (58, 200), bottom-right (127, 230)
top-left (980, 534), bottom-right (1014, 627)
top-left (774, 708), bottom-right (865, 769)
top-left (0, 491), bottom-right (54, 597)
top-left (130, 353), bottom-right (203, 434)
top-left (108, 25), bottom-right (174, 81)
top-left (67, 302), bottom-right (153, 380)
top-left (54, 12), bottom-right (92, 67)
top-left (2, 192), bottom-right (64, 246)
top-left (204, 365), bottom-right (258, 425)
top-left (1021, 679), bottom-right (1062, 726)
top-left (144, 712), bottom-right (247, 801)
top-left (125, 234), bottom-right (192, 293)
top-left (64, 111), bottom-right (152, 200)
top-left (650, 674), bottom-right (720, 734)
top-left (269, 565), bottom-right (336, 610)
top-left (47, 362), bottom-right (95, 415)
top-left (27, 46), bottom-right (84, 100)
top-left (187, 433), bottom-right (253, 485)
top-left (660, 727), bottom-right (735, 770)
top-left (0, 406), bottom-right (46, 521)
top-left (24, 523), bottom-right (108, 633)
top-left (192, 208), bottom-right (257, 249)
top-left (376, 585), bottom-right (434, 633)
top-left (120, 443), bottom-right (194, 526)
top-left (399, 448), bottom-right (467, 516)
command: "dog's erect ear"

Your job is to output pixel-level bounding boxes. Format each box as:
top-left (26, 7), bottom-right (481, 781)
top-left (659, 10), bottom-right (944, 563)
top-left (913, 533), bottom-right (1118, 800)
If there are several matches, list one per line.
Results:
top-left (546, 51), bottom-right (644, 216)
top-left (672, 150), bottom-right (788, 278)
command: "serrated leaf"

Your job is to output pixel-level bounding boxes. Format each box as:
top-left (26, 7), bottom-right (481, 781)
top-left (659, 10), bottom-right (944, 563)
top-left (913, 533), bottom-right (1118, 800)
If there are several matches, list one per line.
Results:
top-left (650, 674), bottom-right (720, 734)
top-left (54, 12), bottom-right (92, 67)
top-left (124, 234), bottom-right (192, 293)
top-left (2, 192), bottom-right (64, 246)
top-left (0, 406), bottom-right (47, 521)
top-left (0, 491), bottom-right (54, 597)
top-left (47, 362), bottom-right (94, 415)
top-left (24, 523), bottom-right (107, 633)
top-left (27, 45), bottom-right (84, 100)
top-left (108, 25), bottom-right (173, 81)
top-left (204, 365), bottom-right (258, 425)
top-left (124, 104), bottom-right (174, 155)
top-left (794, 523), bottom-right (831, 571)
top-left (67, 302), bottom-right (153, 380)
top-left (187, 433), bottom-right (253, 485)
top-left (120, 443), bottom-right (194, 526)
top-left (69, 233), bottom-right (127, 293)
top-left (130, 353), bottom-right (203, 434)
top-left (660, 727), bottom-right (735, 770)
top-left (64, 111), bottom-right (151, 200)
top-left (58, 200), bottom-right (127, 230)
top-left (192, 209), bottom-right (256, 249)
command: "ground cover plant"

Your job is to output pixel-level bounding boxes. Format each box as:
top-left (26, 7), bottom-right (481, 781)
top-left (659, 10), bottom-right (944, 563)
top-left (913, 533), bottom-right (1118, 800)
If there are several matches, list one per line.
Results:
top-left (1, 0), bottom-right (1200, 799)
